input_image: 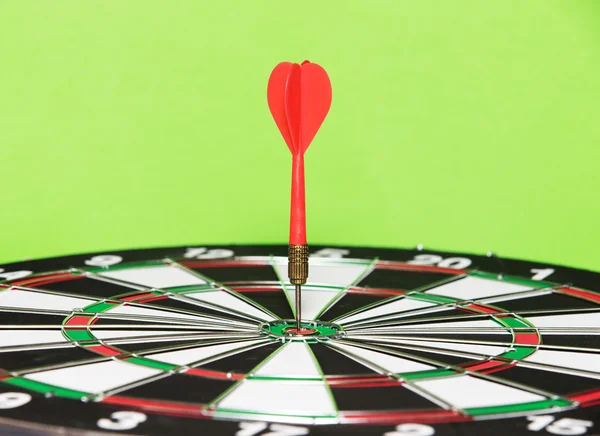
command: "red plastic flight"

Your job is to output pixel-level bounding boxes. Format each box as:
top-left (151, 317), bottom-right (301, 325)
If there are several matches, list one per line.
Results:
top-left (267, 61), bottom-right (332, 244)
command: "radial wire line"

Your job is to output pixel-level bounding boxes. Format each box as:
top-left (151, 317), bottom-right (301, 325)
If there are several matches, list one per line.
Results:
top-left (342, 309), bottom-right (600, 332)
top-left (82, 266), bottom-right (265, 325)
top-left (342, 308), bottom-right (565, 331)
top-left (339, 296), bottom-right (543, 329)
top-left (342, 314), bottom-right (496, 332)
top-left (156, 293), bottom-right (261, 326)
top-left (328, 339), bottom-right (575, 401)
top-left (331, 273), bottom-right (470, 324)
top-left (93, 313), bottom-right (257, 331)
top-left (95, 299), bottom-right (257, 328)
top-left (323, 341), bottom-right (461, 412)
top-left (65, 324), bottom-right (244, 330)
top-left (344, 339), bottom-right (600, 379)
top-left (90, 331), bottom-right (261, 344)
top-left (315, 257), bottom-right (379, 320)
top-left (345, 333), bottom-right (600, 354)
top-left (0, 342), bottom-right (82, 354)
top-left (5, 282), bottom-right (257, 329)
top-left (269, 255), bottom-right (297, 319)
top-left (122, 337), bottom-right (270, 361)
top-left (14, 337), bottom-right (271, 388)
top-left (73, 269), bottom-right (148, 292)
top-left (347, 327), bottom-right (600, 334)
top-left (339, 284), bottom-right (569, 329)
top-left (342, 336), bottom-right (600, 380)
top-left (340, 302), bottom-right (461, 329)
top-left (0, 306), bottom-right (239, 330)
top-left (166, 258), bottom-right (279, 321)
top-left (85, 372), bottom-right (177, 403)
top-left (203, 340), bottom-right (288, 411)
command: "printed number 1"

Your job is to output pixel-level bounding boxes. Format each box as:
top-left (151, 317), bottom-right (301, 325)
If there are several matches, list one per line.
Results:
top-left (530, 268), bottom-right (555, 281)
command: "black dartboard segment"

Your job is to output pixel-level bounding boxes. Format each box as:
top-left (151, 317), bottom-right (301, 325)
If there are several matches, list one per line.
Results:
top-left (0, 245), bottom-right (598, 436)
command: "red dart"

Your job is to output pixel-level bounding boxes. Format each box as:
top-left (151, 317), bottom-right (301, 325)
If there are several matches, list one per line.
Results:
top-left (267, 60), bottom-right (332, 245)
top-left (267, 60), bottom-right (332, 331)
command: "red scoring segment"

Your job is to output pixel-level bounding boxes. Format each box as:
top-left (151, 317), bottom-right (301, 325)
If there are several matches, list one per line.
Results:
top-left (267, 61), bottom-right (332, 244)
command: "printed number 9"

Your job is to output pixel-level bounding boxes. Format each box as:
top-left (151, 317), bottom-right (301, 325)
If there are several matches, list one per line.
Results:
top-left (0, 392), bottom-right (32, 409)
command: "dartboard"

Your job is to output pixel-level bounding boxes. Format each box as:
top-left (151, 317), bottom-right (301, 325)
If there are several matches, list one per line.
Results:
top-left (0, 245), bottom-right (598, 436)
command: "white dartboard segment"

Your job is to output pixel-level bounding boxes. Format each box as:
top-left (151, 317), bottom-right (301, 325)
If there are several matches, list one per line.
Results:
top-left (271, 258), bottom-right (375, 320)
top-left (272, 258), bottom-right (372, 288)
top-left (107, 305), bottom-right (218, 323)
top-left (523, 349), bottom-right (600, 376)
top-left (330, 342), bottom-right (434, 373)
top-left (335, 297), bottom-right (437, 325)
top-left (525, 312), bottom-right (600, 328)
top-left (0, 289), bottom-right (95, 312)
top-left (426, 276), bottom-right (532, 301)
top-left (215, 380), bottom-right (337, 417)
top-left (24, 360), bottom-right (162, 394)
top-left (478, 290), bottom-right (553, 305)
top-left (183, 291), bottom-right (275, 321)
top-left (355, 319), bottom-right (505, 334)
top-left (253, 342), bottom-right (321, 379)
top-left (413, 375), bottom-right (546, 410)
top-left (98, 265), bottom-right (206, 289)
top-left (0, 330), bottom-right (68, 348)
top-left (92, 330), bottom-right (203, 340)
top-left (288, 287), bottom-right (341, 321)
top-left (361, 337), bottom-right (509, 357)
top-left (146, 339), bottom-right (269, 366)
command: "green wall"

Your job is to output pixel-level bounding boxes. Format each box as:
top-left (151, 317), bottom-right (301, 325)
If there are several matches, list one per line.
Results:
top-left (1, 1), bottom-right (599, 271)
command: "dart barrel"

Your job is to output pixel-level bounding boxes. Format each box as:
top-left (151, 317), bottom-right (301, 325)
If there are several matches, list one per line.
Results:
top-left (288, 244), bottom-right (309, 284)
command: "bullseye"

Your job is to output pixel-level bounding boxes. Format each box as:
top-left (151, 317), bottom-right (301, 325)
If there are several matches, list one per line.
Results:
top-left (259, 319), bottom-right (345, 341)
top-left (283, 327), bottom-right (318, 336)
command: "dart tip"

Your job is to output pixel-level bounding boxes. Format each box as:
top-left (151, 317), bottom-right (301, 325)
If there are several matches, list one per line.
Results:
top-left (295, 284), bottom-right (302, 329)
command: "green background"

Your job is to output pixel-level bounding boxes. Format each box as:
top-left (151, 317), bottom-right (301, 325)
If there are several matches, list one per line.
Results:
top-left (1, 1), bottom-right (599, 271)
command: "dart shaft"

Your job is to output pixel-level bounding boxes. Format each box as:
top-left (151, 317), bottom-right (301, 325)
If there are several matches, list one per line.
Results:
top-left (290, 154), bottom-right (306, 245)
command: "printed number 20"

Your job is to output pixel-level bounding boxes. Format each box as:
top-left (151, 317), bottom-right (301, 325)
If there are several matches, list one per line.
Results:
top-left (408, 254), bottom-right (471, 269)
